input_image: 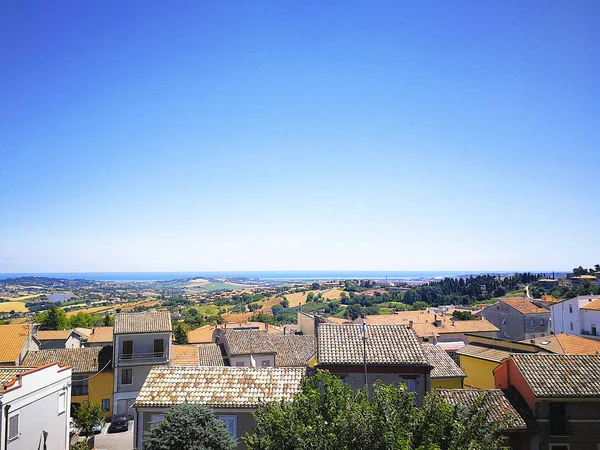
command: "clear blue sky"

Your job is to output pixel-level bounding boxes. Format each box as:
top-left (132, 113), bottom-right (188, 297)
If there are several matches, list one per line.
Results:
top-left (1, 1), bottom-right (598, 273)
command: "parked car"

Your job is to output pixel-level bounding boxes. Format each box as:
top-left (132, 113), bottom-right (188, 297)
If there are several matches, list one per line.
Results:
top-left (80, 420), bottom-right (103, 436)
top-left (69, 419), bottom-right (78, 437)
top-left (108, 415), bottom-right (129, 433)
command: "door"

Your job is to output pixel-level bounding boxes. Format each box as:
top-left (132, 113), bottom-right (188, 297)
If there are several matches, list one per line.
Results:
top-left (153, 339), bottom-right (164, 357)
top-left (122, 340), bottom-right (133, 359)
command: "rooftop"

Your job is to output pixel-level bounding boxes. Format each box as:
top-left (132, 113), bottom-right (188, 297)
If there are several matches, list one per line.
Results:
top-left (222, 329), bottom-right (276, 355)
top-left (21, 345), bottom-right (113, 373)
top-left (170, 344), bottom-right (224, 366)
top-left (456, 344), bottom-right (511, 363)
top-left (114, 311), bottom-right (172, 335)
top-left (511, 354), bottom-right (600, 398)
top-left (0, 324), bottom-right (33, 364)
top-left (581, 298), bottom-right (600, 311)
top-left (269, 335), bottom-right (316, 367)
top-left (524, 333), bottom-right (600, 355)
top-left (0, 367), bottom-right (32, 388)
top-left (134, 366), bottom-right (304, 408)
top-left (187, 325), bottom-right (217, 344)
top-left (422, 344), bottom-right (465, 379)
top-left (438, 388), bottom-right (530, 431)
top-left (360, 313), bottom-right (498, 337)
top-left (500, 297), bottom-right (549, 315)
top-left (317, 324), bottom-right (428, 366)
top-left (197, 343), bottom-right (225, 366)
top-left (87, 327), bottom-right (113, 343)
top-left (37, 330), bottom-right (73, 341)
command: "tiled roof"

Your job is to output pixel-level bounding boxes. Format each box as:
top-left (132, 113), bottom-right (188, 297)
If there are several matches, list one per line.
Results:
top-left (0, 324), bottom-right (32, 364)
top-left (171, 345), bottom-right (200, 366)
top-left (88, 327), bottom-right (113, 343)
top-left (438, 389), bottom-right (529, 431)
top-left (269, 335), bottom-right (316, 367)
top-left (21, 345), bottom-right (113, 373)
top-left (581, 298), bottom-right (600, 311)
top-left (222, 329), bottom-right (276, 355)
top-left (500, 297), bottom-right (548, 315)
top-left (134, 366), bottom-right (304, 408)
top-left (73, 328), bottom-right (93, 339)
top-left (0, 367), bottom-right (31, 388)
top-left (423, 344), bottom-right (465, 379)
top-left (114, 312), bottom-right (172, 335)
top-left (37, 330), bottom-right (73, 340)
top-left (456, 344), bottom-right (511, 363)
top-left (525, 334), bottom-right (600, 355)
top-left (197, 343), bottom-right (224, 366)
top-left (187, 325), bottom-right (216, 344)
top-left (317, 324), bottom-right (428, 366)
top-left (511, 354), bottom-right (600, 397)
top-left (360, 314), bottom-right (498, 337)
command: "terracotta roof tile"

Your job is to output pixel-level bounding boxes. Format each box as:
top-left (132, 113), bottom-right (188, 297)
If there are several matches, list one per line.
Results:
top-left (0, 324), bottom-right (33, 364)
top-left (511, 353), bottom-right (600, 397)
top-left (197, 343), bottom-right (224, 366)
top-left (525, 334), bottom-right (600, 355)
top-left (456, 344), bottom-right (511, 363)
top-left (0, 367), bottom-right (31, 387)
top-left (114, 312), bottom-right (171, 335)
top-left (500, 297), bottom-right (548, 314)
top-left (222, 329), bottom-right (276, 355)
top-left (438, 389), bottom-right (529, 431)
top-left (269, 335), bottom-right (316, 367)
top-left (21, 345), bottom-right (113, 373)
top-left (361, 314), bottom-right (498, 337)
top-left (581, 298), bottom-right (600, 311)
top-left (317, 324), bottom-right (428, 366)
top-left (134, 366), bottom-right (304, 408)
top-left (88, 327), bottom-right (113, 343)
top-left (187, 325), bottom-right (217, 344)
top-left (423, 344), bottom-right (465, 379)
top-left (171, 345), bottom-right (200, 366)
top-left (37, 330), bottom-right (73, 340)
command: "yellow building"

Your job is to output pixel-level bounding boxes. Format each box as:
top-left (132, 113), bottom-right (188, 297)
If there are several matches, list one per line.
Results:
top-left (22, 345), bottom-right (115, 417)
top-left (423, 344), bottom-right (465, 389)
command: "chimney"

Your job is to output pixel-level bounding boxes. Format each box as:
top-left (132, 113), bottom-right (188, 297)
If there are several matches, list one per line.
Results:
top-left (91, 328), bottom-right (95, 334)
top-left (408, 320), bottom-right (413, 329)
top-left (265, 323), bottom-right (269, 332)
top-left (530, 339), bottom-right (535, 343)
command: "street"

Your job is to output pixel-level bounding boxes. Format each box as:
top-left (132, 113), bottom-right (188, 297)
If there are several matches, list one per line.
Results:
top-left (93, 421), bottom-right (134, 450)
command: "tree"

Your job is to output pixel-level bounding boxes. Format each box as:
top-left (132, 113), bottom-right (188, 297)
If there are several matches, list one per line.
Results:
top-left (346, 304), bottom-right (363, 320)
top-left (143, 404), bottom-right (236, 450)
top-left (75, 401), bottom-right (104, 438)
top-left (452, 310), bottom-right (474, 320)
top-left (37, 305), bottom-right (68, 330)
top-left (174, 323), bottom-right (188, 344)
top-left (311, 282), bottom-right (321, 290)
top-left (69, 312), bottom-right (94, 328)
top-left (102, 313), bottom-right (113, 327)
top-left (306, 292), bottom-right (314, 303)
top-left (244, 370), bottom-right (508, 450)
top-left (279, 298), bottom-right (289, 308)
top-left (411, 301), bottom-right (429, 311)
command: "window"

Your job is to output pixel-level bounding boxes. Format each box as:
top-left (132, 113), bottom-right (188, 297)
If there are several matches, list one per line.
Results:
top-left (570, 321), bottom-right (574, 331)
top-left (261, 360), bottom-right (271, 367)
top-left (153, 339), bottom-right (164, 357)
top-left (549, 445), bottom-right (569, 450)
top-left (72, 375), bottom-right (89, 396)
top-left (235, 362), bottom-right (244, 367)
top-left (592, 324), bottom-right (597, 336)
top-left (58, 392), bottom-right (66, 414)
top-left (569, 305), bottom-right (573, 313)
top-left (529, 319), bottom-right (535, 327)
top-left (501, 318), bottom-right (506, 325)
top-left (8, 415), bottom-right (19, 440)
top-left (150, 414), bottom-right (164, 424)
top-left (218, 415), bottom-right (237, 439)
top-left (402, 378), bottom-right (417, 392)
top-left (101, 399), bottom-right (110, 411)
top-left (540, 319), bottom-right (545, 326)
top-left (550, 402), bottom-right (567, 436)
top-left (122, 340), bottom-right (133, 359)
top-left (121, 369), bottom-right (132, 385)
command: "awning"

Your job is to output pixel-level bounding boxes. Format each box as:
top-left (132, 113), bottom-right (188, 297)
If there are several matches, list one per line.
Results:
top-left (437, 341), bottom-right (465, 352)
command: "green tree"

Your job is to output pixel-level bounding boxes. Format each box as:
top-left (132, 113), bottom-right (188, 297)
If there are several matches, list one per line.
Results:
top-left (102, 313), bottom-right (113, 327)
top-left (75, 401), bottom-right (104, 438)
top-left (411, 301), bottom-right (429, 311)
top-left (306, 292), bottom-right (314, 303)
top-left (69, 312), bottom-right (94, 328)
top-left (37, 305), bottom-right (68, 330)
top-left (143, 404), bottom-right (236, 450)
top-left (346, 304), bottom-right (363, 320)
top-left (174, 323), bottom-right (188, 344)
top-left (280, 298), bottom-right (289, 308)
top-left (244, 370), bottom-right (508, 450)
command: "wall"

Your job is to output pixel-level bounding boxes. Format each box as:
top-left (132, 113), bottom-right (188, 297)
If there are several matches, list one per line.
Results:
top-left (431, 377), bottom-right (463, 389)
top-left (228, 354), bottom-right (275, 368)
top-left (1, 366), bottom-right (71, 450)
top-left (136, 407), bottom-right (256, 450)
top-left (535, 400), bottom-right (600, 449)
top-left (460, 355), bottom-right (500, 389)
top-left (494, 359), bottom-right (536, 413)
top-left (114, 332), bottom-right (172, 364)
top-left (88, 372), bottom-right (114, 417)
top-left (580, 309), bottom-right (600, 338)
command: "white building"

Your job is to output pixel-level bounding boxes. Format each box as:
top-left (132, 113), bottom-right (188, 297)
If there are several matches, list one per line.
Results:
top-left (549, 295), bottom-right (600, 336)
top-left (0, 363), bottom-right (72, 450)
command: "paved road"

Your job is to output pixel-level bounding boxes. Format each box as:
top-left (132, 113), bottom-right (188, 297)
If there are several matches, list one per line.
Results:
top-left (94, 421), bottom-right (134, 450)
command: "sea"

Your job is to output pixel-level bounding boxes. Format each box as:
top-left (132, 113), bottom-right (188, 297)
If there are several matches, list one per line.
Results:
top-left (0, 270), bottom-right (504, 282)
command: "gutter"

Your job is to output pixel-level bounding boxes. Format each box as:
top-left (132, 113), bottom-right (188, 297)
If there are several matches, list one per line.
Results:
top-left (4, 404), bottom-right (10, 450)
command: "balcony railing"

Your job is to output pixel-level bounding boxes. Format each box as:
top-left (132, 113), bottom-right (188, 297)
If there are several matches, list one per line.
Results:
top-left (118, 351), bottom-right (168, 366)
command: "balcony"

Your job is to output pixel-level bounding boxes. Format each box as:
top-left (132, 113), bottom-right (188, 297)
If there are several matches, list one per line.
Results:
top-left (118, 351), bottom-right (169, 366)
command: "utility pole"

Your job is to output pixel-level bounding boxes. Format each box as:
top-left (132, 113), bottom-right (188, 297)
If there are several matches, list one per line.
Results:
top-left (362, 319), bottom-right (368, 387)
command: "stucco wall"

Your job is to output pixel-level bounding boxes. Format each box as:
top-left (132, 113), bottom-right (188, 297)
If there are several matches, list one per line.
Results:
top-left (228, 354), bottom-right (275, 368)
top-left (431, 377), bottom-right (463, 389)
top-left (460, 355), bottom-right (500, 389)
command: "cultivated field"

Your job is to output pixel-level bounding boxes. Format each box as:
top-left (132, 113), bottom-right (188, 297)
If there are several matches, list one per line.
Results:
top-left (321, 288), bottom-right (346, 300)
top-left (0, 302), bottom-right (29, 312)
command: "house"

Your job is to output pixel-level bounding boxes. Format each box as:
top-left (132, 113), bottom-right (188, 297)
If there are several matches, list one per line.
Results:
top-left (523, 333), bottom-right (600, 354)
top-left (22, 345), bottom-right (114, 417)
top-left (495, 354), bottom-right (600, 449)
top-left (215, 329), bottom-right (276, 367)
top-left (478, 297), bottom-right (550, 341)
top-left (456, 334), bottom-right (547, 389)
top-left (0, 363), bottom-right (72, 450)
top-left (171, 343), bottom-right (224, 366)
top-left (133, 366), bottom-right (304, 449)
top-left (87, 327), bottom-right (113, 347)
top-left (570, 274), bottom-right (597, 286)
top-left (269, 334), bottom-right (316, 367)
top-left (37, 330), bottom-right (82, 350)
top-left (72, 328), bottom-right (93, 345)
top-left (549, 295), bottom-right (600, 336)
top-left (316, 323), bottom-right (432, 401)
top-left (112, 311), bottom-right (172, 418)
top-left (538, 278), bottom-right (559, 290)
top-left (0, 324), bottom-right (39, 365)
top-left (422, 344), bottom-right (465, 389)
top-left (355, 312), bottom-right (499, 351)
top-left (187, 322), bottom-right (282, 345)
top-left (438, 387), bottom-right (536, 450)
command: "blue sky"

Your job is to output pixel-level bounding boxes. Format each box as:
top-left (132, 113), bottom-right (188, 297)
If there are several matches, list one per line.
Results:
top-left (1, 1), bottom-right (598, 273)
